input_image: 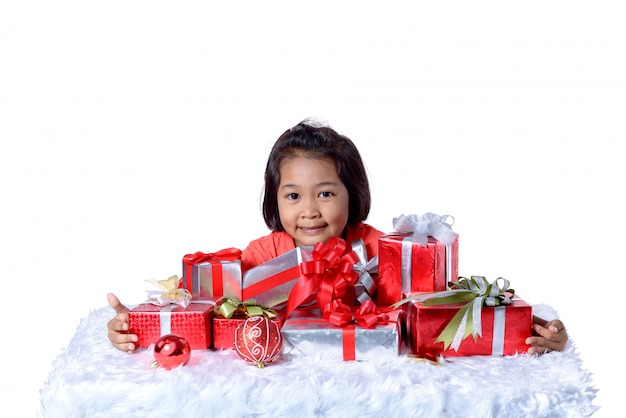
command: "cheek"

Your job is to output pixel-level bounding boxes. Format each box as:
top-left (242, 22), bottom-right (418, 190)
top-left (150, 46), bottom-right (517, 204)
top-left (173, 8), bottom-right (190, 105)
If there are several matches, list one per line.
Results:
top-left (330, 201), bottom-right (350, 225)
top-left (340, 198), bottom-right (350, 220)
top-left (277, 202), bottom-right (293, 225)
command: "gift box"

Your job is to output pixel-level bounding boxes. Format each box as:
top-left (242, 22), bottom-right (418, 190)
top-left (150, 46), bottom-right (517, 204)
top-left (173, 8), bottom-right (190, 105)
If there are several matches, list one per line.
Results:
top-left (281, 308), bottom-right (401, 361)
top-left (406, 295), bottom-right (532, 360)
top-left (181, 248), bottom-right (243, 299)
top-left (129, 301), bottom-right (215, 350)
top-left (377, 213), bottom-right (459, 306)
top-left (242, 246), bottom-right (313, 308)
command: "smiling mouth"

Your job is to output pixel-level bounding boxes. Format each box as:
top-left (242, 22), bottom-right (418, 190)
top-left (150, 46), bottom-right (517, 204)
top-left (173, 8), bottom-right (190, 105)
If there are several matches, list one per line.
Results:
top-left (299, 225), bottom-right (327, 233)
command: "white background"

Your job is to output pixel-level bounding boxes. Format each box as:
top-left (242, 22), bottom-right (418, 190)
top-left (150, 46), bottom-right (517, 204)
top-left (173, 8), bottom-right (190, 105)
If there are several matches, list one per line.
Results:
top-left (1, 1), bottom-right (624, 416)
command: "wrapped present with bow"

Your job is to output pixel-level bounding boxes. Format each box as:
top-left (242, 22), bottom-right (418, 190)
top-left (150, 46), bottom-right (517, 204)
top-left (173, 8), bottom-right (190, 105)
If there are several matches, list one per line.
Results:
top-left (128, 275), bottom-right (217, 350)
top-left (281, 299), bottom-right (401, 361)
top-left (377, 213), bottom-right (459, 306)
top-left (181, 248), bottom-right (243, 299)
top-left (393, 276), bottom-right (532, 360)
top-left (212, 297), bottom-right (284, 350)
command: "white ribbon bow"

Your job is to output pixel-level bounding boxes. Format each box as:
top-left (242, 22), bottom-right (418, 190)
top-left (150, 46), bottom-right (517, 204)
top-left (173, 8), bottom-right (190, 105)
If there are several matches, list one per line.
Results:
top-left (393, 212), bottom-right (457, 247)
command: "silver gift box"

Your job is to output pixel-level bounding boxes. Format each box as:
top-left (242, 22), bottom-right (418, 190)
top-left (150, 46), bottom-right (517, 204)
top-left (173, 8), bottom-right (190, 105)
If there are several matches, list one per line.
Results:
top-left (188, 259), bottom-right (242, 300)
top-left (281, 308), bottom-right (401, 361)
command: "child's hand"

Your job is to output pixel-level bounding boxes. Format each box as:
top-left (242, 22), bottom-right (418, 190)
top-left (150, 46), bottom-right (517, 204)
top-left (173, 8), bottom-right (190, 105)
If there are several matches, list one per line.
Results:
top-left (526, 318), bottom-right (568, 354)
top-left (106, 293), bottom-right (138, 353)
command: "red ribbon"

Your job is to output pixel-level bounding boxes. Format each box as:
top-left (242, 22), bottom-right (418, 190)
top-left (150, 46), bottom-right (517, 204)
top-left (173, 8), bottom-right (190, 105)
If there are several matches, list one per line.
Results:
top-left (286, 237), bottom-right (359, 319)
top-left (343, 324), bottom-right (356, 361)
top-left (181, 248), bottom-right (242, 296)
top-left (323, 299), bottom-right (390, 329)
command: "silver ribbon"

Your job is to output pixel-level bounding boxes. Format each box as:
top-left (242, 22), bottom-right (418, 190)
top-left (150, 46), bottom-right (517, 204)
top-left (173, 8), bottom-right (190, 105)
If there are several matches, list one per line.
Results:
top-left (492, 306), bottom-right (506, 356)
top-left (159, 305), bottom-right (175, 335)
top-left (351, 239), bottom-right (379, 304)
top-left (401, 236), bottom-right (413, 294)
top-left (393, 213), bottom-right (457, 247)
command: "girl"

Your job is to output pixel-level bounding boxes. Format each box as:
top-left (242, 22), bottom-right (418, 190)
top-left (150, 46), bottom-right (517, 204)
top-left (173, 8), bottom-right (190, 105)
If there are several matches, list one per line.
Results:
top-left (240, 119), bottom-right (382, 271)
top-left (107, 119), bottom-right (568, 355)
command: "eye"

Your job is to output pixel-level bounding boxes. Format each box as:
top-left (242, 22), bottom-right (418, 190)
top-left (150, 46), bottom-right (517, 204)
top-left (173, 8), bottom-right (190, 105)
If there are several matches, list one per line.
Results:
top-left (286, 192), bottom-right (300, 200)
top-left (319, 191), bottom-right (334, 198)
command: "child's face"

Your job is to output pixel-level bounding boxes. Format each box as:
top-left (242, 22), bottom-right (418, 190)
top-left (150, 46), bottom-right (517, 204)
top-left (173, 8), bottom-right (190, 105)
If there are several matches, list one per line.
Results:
top-left (277, 156), bottom-right (349, 247)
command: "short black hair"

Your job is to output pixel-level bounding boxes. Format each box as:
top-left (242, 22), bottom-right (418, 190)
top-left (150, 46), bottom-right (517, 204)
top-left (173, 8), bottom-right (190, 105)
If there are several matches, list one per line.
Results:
top-left (262, 119), bottom-right (371, 231)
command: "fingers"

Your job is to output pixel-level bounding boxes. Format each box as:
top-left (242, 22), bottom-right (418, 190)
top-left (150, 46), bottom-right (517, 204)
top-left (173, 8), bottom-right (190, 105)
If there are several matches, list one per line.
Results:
top-left (108, 293), bottom-right (129, 316)
top-left (107, 313), bottom-right (129, 333)
top-left (526, 320), bottom-right (568, 354)
top-left (525, 339), bottom-right (552, 355)
top-left (107, 293), bottom-right (137, 353)
top-left (108, 292), bottom-right (130, 325)
top-left (546, 319), bottom-right (565, 334)
top-left (107, 317), bottom-right (138, 353)
top-left (107, 315), bottom-right (138, 353)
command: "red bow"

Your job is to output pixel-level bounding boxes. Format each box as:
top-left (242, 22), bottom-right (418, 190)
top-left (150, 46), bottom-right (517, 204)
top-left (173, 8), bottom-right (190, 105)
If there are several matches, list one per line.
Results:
top-left (286, 237), bottom-right (359, 318)
top-left (182, 248), bottom-right (242, 264)
top-left (323, 299), bottom-right (389, 328)
top-left (321, 299), bottom-right (391, 361)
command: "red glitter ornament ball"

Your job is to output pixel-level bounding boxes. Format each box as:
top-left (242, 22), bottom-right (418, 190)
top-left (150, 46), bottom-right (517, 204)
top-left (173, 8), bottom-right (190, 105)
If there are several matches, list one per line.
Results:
top-left (153, 334), bottom-right (191, 370)
top-left (234, 316), bottom-right (282, 368)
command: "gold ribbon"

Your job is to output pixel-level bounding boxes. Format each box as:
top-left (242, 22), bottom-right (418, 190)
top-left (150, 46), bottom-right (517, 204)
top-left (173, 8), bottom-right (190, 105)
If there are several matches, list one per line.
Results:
top-left (145, 275), bottom-right (192, 308)
top-left (217, 297), bottom-right (277, 319)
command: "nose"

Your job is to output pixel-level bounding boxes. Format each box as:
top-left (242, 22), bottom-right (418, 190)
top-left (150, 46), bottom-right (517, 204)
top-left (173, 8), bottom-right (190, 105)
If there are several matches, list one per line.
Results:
top-left (300, 196), bottom-right (320, 218)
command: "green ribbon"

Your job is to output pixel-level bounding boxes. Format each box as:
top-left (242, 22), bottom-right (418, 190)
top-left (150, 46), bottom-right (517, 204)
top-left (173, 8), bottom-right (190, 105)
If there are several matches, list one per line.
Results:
top-left (392, 276), bottom-right (514, 351)
top-left (217, 297), bottom-right (277, 319)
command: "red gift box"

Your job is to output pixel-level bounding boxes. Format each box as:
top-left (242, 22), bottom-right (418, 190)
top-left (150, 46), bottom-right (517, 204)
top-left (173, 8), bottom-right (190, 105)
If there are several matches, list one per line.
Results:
top-left (377, 233), bottom-right (459, 306)
top-left (129, 302), bottom-right (215, 350)
top-left (407, 296), bottom-right (532, 360)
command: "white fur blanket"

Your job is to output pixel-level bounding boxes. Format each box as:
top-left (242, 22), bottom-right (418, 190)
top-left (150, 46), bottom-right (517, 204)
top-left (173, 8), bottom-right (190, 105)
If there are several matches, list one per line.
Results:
top-left (39, 304), bottom-right (597, 417)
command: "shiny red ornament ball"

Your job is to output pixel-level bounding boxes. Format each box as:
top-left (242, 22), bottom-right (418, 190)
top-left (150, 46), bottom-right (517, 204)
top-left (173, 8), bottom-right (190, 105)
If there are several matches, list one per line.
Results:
top-left (153, 334), bottom-right (191, 370)
top-left (234, 316), bottom-right (282, 368)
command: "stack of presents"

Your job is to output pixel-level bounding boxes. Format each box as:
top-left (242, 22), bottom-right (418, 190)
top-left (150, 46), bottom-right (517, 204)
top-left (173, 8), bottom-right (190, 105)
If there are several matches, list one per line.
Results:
top-left (128, 213), bottom-right (533, 363)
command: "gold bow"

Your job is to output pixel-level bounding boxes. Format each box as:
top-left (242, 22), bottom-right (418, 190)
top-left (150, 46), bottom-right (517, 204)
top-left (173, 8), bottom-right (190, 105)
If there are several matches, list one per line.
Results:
top-left (145, 275), bottom-right (192, 308)
top-left (217, 297), bottom-right (277, 319)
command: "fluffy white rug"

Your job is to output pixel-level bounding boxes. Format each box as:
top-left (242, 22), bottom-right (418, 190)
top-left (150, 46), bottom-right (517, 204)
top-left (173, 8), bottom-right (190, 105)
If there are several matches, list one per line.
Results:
top-left (39, 304), bottom-right (597, 417)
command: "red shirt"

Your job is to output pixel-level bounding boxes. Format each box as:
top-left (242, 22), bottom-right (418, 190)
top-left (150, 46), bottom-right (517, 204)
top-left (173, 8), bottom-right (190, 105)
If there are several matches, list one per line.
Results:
top-left (241, 222), bottom-right (383, 272)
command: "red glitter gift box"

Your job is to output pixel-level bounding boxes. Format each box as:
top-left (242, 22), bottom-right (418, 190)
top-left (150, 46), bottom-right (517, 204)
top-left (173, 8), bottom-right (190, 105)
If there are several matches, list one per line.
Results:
top-left (129, 302), bottom-right (215, 350)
